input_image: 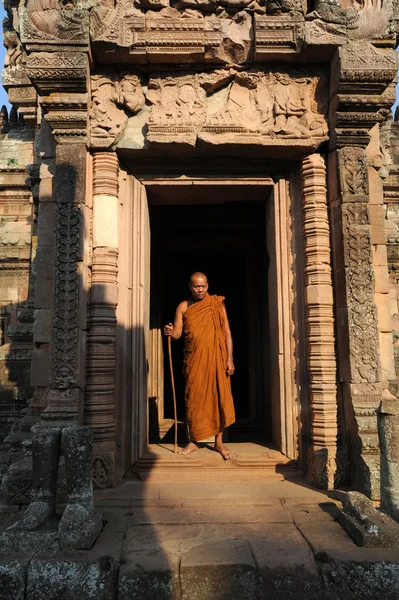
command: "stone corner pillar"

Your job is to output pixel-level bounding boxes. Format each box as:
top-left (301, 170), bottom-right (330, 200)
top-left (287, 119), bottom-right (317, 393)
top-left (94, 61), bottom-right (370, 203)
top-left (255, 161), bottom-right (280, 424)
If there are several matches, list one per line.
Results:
top-left (327, 41), bottom-right (398, 499)
top-left (301, 153), bottom-right (338, 490)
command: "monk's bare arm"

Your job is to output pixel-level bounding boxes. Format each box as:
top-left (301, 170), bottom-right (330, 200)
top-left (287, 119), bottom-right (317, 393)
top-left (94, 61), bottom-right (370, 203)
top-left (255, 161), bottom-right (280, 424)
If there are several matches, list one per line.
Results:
top-left (222, 304), bottom-right (235, 376)
top-left (163, 302), bottom-right (188, 340)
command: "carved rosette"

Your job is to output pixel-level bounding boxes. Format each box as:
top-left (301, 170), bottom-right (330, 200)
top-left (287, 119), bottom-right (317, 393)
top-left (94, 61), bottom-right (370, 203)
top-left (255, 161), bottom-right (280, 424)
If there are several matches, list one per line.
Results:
top-left (86, 152), bottom-right (120, 488)
top-left (301, 154), bottom-right (338, 490)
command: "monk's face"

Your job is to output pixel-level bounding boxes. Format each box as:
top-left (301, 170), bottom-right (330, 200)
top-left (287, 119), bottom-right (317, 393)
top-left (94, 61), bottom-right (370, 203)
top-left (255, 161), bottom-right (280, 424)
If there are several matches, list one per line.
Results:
top-left (189, 275), bottom-right (208, 302)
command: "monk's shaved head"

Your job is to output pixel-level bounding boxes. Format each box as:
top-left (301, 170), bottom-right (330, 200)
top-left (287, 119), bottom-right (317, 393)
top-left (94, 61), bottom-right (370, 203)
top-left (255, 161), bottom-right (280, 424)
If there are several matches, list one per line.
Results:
top-left (189, 272), bottom-right (208, 284)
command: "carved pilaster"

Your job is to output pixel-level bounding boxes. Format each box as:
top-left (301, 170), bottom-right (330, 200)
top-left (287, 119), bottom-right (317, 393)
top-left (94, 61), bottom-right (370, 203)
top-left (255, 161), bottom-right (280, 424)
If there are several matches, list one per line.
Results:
top-left (327, 40), bottom-right (398, 499)
top-left (43, 144), bottom-right (88, 424)
top-left (330, 145), bottom-right (383, 499)
top-left (301, 154), bottom-right (338, 490)
top-left (86, 152), bottom-right (119, 488)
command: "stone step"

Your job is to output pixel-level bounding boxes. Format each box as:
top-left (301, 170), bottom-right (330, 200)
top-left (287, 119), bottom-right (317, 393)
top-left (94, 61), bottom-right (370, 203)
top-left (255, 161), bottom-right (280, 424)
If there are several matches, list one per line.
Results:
top-left (132, 442), bottom-right (299, 481)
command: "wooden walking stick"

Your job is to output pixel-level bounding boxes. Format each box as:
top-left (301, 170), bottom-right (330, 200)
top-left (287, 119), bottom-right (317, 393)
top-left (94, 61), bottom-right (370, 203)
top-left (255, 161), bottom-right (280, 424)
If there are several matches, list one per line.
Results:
top-left (167, 336), bottom-right (178, 453)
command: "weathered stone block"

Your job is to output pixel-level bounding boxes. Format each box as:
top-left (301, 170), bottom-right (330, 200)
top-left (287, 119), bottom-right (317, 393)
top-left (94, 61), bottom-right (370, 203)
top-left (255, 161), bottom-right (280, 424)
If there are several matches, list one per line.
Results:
top-left (35, 246), bottom-right (55, 280)
top-left (373, 245), bottom-right (388, 266)
top-left (34, 277), bottom-right (53, 309)
top-left (338, 491), bottom-right (399, 547)
top-left (375, 294), bottom-right (392, 333)
top-left (369, 205), bottom-right (386, 245)
top-left (368, 167), bottom-right (384, 205)
top-left (39, 176), bottom-right (54, 203)
top-left (37, 203), bottom-right (55, 246)
top-left (180, 540), bottom-right (257, 600)
top-left (0, 553), bottom-right (32, 600)
top-left (379, 332), bottom-right (395, 380)
top-left (26, 554), bottom-right (118, 600)
top-left (55, 145), bottom-right (87, 206)
top-left (33, 309), bottom-right (51, 343)
top-left (30, 345), bottom-right (50, 387)
top-left (374, 265), bottom-right (390, 294)
top-left (119, 551), bottom-right (180, 600)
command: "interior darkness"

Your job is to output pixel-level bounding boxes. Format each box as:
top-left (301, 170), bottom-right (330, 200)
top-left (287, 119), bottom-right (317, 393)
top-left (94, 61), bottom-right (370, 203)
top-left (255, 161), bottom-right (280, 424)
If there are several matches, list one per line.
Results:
top-left (150, 200), bottom-right (271, 442)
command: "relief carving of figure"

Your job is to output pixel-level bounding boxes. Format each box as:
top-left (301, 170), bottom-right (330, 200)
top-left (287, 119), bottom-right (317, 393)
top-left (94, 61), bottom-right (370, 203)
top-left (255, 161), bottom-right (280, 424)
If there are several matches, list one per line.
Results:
top-left (273, 73), bottom-right (309, 138)
top-left (24, 0), bottom-right (88, 40)
top-left (307, 0), bottom-right (359, 28)
top-left (267, 0), bottom-right (305, 14)
top-left (148, 77), bottom-right (206, 128)
top-left (90, 73), bottom-right (144, 147)
top-left (118, 74), bottom-right (145, 114)
top-left (3, 29), bottom-right (24, 67)
top-left (206, 72), bottom-right (260, 129)
top-left (146, 69), bottom-right (327, 145)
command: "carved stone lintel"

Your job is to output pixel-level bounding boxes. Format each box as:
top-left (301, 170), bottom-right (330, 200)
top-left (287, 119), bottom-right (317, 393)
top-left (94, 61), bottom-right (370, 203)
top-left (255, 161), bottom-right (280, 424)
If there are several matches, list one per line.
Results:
top-left (144, 68), bottom-right (328, 148)
top-left (301, 153), bottom-right (338, 489)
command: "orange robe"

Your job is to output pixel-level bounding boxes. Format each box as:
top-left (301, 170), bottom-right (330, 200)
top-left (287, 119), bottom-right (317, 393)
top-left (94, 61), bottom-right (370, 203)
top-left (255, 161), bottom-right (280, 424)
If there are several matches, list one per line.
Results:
top-left (183, 294), bottom-right (235, 441)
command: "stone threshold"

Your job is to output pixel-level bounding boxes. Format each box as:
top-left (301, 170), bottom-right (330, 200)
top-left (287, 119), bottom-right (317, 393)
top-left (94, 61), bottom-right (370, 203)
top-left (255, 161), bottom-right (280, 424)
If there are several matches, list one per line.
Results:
top-left (132, 442), bottom-right (299, 481)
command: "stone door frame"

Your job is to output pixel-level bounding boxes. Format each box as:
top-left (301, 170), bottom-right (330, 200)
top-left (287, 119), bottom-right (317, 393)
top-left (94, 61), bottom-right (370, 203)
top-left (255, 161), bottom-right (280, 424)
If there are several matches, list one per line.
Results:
top-left (116, 165), bottom-right (302, 471)
top-left (87, 151), bottom-right (338, 489)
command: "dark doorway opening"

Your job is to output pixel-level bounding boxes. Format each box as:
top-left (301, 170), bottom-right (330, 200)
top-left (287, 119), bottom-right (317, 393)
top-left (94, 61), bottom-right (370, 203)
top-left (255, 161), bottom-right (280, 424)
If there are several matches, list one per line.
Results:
top-left (150, 200), bottom-right (271, 442)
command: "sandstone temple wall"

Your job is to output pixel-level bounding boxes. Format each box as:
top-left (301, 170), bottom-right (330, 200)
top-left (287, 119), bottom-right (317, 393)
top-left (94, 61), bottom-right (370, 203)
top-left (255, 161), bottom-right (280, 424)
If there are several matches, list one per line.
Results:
top-left (0, 0), bottom-right (398, 501)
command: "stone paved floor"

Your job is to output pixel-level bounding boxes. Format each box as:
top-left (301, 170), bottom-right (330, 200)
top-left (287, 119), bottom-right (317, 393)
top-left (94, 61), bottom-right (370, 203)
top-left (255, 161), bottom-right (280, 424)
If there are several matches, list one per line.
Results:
top-left (3, 476), bottom-right (399, 599)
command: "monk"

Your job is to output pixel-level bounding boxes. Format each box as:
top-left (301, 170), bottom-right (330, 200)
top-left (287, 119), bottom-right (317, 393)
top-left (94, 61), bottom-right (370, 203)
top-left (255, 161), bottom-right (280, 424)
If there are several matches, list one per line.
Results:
top-left (163, 272), bottom-right (235, 460)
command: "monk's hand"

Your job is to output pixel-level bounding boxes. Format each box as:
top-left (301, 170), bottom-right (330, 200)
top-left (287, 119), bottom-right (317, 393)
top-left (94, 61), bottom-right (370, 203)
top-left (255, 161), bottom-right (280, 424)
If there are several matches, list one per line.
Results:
top-left (163, 323), bottom-right (173, 337)
top-left (226, 360), bottom-right (235, 376)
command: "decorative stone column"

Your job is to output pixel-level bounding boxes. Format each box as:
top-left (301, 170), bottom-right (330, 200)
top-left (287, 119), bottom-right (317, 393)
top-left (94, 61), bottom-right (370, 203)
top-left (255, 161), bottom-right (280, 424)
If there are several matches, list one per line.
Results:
top-left (86, 152), bottom-right (119, 488)
top-left (329, 42), bottom-right (398, 498)
top-left (301, 154), bottom-right (338, 489)
top-left (25, 50), bottom-right (90, 425)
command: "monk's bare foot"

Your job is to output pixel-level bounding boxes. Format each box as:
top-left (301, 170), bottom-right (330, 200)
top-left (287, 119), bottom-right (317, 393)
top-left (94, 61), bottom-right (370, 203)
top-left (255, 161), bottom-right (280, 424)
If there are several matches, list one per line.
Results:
top-left (215, 442), bottom-right (233, 461)
top-left (179, 442), bottom-right (199, 456)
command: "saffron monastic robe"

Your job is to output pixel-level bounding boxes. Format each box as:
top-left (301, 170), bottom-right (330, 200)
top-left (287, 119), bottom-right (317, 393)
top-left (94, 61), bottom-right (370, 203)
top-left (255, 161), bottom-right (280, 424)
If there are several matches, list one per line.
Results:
top-left (183, 294), bottom-right (235, 441)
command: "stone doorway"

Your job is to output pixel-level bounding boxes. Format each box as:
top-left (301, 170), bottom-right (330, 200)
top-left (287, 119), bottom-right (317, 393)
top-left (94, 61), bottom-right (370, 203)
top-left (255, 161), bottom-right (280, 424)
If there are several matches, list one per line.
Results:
top-left (117, 167), bottom-right (300, 476)
top-left (149, 200), bottom-right (271, 444)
